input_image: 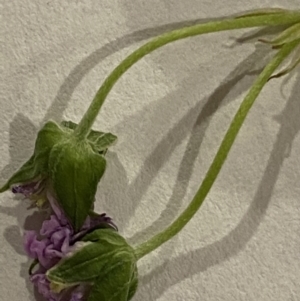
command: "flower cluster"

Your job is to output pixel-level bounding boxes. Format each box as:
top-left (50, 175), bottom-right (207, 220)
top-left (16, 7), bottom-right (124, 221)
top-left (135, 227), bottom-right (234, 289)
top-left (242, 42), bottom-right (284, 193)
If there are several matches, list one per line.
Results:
top-left (13, 182), bottom-right (117, 301)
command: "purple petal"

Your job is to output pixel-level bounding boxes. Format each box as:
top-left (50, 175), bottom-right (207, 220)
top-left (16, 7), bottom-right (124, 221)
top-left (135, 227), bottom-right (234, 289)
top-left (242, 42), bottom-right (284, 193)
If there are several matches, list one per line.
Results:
top-left (41, 215), bottom-right (62, 236)
top-left (30, 273), bottom-right (59, 301)
top-left (12, 182), bottom-right (37, 196)
top-left (50, 228), bottom-right (70, 246)
top-left (30, 273), bottom-right (49, 295)
top-left (12, 180), bottom-right (45, 197)
top-left (44, 244), bottom-right (63, 259)
top-left (25, 236), bottom-right (52, 268)
top-left (23, 231), bottom-right (39, 258)
top-left (50, 228), bottom-right (72, 254)
top-left (60, 232), bottom-right (72, 254)
top-left (24, 232), bottom-right (50, 266)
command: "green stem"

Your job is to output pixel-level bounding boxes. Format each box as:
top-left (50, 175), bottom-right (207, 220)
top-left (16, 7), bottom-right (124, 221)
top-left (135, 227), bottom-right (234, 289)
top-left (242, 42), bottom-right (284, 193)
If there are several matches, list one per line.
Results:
top-left (134, 39), bottom-right (300, 260)
top-left (74, 11), bottom-right (300, 138)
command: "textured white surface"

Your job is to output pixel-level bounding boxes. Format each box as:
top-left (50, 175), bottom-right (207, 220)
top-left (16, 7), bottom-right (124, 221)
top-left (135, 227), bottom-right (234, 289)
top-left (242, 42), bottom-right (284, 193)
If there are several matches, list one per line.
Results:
top-left (0, 1), bottom-right (299, 300)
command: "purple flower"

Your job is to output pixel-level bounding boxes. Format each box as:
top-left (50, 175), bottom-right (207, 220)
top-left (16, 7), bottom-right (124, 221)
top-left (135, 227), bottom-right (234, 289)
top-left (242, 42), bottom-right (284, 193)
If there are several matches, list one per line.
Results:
top-left (23, 192), bottom-right (117, 301)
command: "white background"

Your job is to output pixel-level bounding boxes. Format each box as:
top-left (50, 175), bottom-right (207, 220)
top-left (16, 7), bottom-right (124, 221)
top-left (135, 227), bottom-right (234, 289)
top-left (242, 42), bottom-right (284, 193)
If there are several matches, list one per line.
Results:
top-left (0, 1), bottom-right (299, 300)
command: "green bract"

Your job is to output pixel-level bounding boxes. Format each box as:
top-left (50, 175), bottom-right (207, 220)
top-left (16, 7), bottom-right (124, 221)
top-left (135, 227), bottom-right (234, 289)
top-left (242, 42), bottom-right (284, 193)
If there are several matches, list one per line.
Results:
top-left (0, 121), bottom-right (68, 192)
top-left (259, 22), bottom-right (300, 78)
top-left (0, 120), bottom-right (117, 230)
top-left (47, 229), bottom-right (138, 301)
top-left (49, 138), bottom-right (107, 230)
top-left (61, 120), bottom-right (117, 155)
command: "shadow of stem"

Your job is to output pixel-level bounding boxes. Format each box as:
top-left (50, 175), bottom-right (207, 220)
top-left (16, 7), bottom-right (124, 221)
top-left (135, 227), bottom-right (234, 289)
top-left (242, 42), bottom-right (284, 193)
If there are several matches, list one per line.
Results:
top-left (135, 73), bottom-right (300, 301)
top-left (128, 44), bottom-right (267, 246)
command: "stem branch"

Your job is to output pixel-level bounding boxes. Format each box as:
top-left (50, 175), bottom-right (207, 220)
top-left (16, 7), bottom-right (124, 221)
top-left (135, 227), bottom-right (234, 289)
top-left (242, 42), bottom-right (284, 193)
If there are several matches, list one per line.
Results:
top-left (74, 11), bottom-right (300, 138)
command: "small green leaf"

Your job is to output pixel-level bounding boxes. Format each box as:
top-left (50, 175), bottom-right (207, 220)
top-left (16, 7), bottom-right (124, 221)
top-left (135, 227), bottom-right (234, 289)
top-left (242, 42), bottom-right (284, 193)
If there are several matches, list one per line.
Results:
top-left (259, 23), bottom-right (300, 47)
top-left (47, 229), bottom-right (138, 300)
top-left (87, 131), bottom-right (117, 154)
top-left (0, 155), bottom-right (37, 192)
top-left (48, 140), bottom-right (106, 230)
top-left (0, 121), bottom-right (68, 193)
top-left (60, 120), bottom-right (78, 131)
top-left (61, 120), bottom-right (117, 154)
top-left (269, 55), bottom-right (300, 79)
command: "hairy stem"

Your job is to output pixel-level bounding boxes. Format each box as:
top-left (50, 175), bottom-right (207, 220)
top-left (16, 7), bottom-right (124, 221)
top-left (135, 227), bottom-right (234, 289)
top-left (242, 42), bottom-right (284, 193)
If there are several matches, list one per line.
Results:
top-left (134, 38), bottom-right (300, 260)
top-left (74, 11), bottom-right (300, 138)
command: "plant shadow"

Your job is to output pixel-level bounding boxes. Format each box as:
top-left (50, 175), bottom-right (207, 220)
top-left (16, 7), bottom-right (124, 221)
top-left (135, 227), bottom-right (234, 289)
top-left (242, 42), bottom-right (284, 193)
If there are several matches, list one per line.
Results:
top-left (135, 72), bottom-right (300, 301)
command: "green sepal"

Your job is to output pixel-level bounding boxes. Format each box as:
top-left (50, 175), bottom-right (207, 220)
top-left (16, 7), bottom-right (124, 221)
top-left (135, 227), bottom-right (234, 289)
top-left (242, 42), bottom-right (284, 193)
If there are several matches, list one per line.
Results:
top-left (259, 23), bottom-right (300, 47)
top-left (269, 55), bottom-right (300, 79)
top-left (35, 121), bottom-right (70, 155)
top-left (0, 155), bottom-right (37, 192)
top-left (61, 120), bottom-right (117, 154)
top-left (0, 121), bottom-right (69, 192)
top-left (48, 139), bottom-right (106, 230)
top-left (47, 229), bottom-right (138, 301)
top-left (60, 120), bottom-right (79, 131)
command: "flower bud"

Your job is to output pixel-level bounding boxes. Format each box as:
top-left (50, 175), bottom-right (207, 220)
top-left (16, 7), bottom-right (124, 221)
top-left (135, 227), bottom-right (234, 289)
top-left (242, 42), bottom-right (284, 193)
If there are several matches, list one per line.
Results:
top-left (0, 120), bottom-right (117, 230)
top-left (24, 195), bottom-right (117, 301)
